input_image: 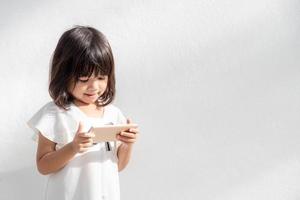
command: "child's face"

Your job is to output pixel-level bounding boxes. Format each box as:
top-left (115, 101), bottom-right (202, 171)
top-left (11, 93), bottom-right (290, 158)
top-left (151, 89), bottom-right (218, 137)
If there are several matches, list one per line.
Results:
top-left (69, 73), bottom-right (108, 105)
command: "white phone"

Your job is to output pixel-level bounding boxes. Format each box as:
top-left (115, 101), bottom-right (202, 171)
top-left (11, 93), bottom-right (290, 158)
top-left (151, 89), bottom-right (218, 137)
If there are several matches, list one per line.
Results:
top-left (91, 124), bottom-right (138, 142)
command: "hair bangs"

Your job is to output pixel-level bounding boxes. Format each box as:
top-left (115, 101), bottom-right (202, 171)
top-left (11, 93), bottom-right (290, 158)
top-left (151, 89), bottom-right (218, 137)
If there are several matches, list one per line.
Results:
top-left (72, 41), bottom-right (113, 80)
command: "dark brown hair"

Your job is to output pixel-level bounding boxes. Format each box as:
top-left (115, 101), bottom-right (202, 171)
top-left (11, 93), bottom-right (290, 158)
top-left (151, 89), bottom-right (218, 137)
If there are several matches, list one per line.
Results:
top-left (49, 25), bottom-right (115, 110)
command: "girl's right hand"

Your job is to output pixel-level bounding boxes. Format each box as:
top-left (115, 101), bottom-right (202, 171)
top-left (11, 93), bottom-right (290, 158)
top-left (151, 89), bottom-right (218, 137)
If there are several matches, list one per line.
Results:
top-left (71, 122), bottom-right (95, 153)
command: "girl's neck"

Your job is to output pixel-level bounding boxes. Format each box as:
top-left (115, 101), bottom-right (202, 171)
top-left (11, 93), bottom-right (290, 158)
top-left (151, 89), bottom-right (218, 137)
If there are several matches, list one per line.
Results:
top-left (73, 99), bottom-right (99, 110)
top-left (73, 100), bottom-right (102, 111)
top-left (73, 99), bottom-right (104, 118)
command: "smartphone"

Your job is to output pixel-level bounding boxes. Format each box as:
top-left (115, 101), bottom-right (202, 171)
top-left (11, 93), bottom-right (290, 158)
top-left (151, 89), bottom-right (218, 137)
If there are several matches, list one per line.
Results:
top-left (91, 124), bottom-right (138, 142)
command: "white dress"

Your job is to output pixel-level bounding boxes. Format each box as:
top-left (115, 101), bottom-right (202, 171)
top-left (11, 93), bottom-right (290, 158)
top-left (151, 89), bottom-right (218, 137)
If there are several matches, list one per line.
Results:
top-left (27, 101), bottom-right (127, 200)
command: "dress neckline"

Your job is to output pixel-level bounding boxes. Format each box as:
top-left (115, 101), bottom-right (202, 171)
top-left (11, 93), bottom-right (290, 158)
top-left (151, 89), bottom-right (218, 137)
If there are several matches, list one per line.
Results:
top-left (70, 102), bottom-right (106, 120)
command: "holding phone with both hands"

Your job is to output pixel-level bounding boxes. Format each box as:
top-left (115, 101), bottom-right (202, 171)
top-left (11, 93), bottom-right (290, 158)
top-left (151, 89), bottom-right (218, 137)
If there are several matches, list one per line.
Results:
top-left (88, 123), bottom-right (139, 143)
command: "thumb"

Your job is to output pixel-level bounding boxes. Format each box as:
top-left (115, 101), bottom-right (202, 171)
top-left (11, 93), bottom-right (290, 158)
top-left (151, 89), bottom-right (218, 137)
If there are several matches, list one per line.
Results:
top-left (77, 121), bottom-right (84, 134)
top-left (126, 118), bottom-right (132, 124)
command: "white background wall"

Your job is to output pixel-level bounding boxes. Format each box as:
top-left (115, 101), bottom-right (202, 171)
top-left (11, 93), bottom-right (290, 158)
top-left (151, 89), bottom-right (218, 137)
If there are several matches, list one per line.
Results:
top-left (0, 0), bottom-right (299, 199)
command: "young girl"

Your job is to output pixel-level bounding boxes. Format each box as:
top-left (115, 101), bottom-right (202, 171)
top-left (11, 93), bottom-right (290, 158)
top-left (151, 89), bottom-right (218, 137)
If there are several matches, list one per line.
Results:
top-left (27, 26), bottom-right (139, 200)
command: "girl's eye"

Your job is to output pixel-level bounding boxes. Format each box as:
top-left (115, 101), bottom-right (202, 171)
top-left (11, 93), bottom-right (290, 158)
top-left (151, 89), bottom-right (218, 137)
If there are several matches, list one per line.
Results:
top-left (98, 76), bottom-right (105, 80)
top-left (78, 78), bottom-right (89, 83)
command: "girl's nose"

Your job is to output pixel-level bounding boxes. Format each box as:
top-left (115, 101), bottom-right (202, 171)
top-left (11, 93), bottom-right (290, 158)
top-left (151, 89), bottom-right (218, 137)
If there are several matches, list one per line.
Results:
top-left (88, 80), bottom-right (99, 89)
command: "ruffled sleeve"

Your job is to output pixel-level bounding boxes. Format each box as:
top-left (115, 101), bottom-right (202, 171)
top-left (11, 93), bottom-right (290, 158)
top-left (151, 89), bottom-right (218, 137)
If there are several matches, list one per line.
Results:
top-left (27, 102), bottom-right (77, 146)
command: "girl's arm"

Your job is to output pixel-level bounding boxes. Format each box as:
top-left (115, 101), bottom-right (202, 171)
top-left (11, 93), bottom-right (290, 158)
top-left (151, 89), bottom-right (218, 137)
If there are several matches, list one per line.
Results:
top-left (36, 122), bottom-right (95, 175)
top-left (117, 144), bottom-right (134, 172)
top-left (116, 123), bottom-right (139, 172)
top-left (36, 133), bottom-right (77, 175)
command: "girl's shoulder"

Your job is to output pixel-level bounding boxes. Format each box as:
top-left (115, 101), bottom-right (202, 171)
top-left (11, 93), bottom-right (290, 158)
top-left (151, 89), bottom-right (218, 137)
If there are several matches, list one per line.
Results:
top-left (28, 101), bottom-right (70, 125)
top-left (27, 101), bottom-right (75, 144)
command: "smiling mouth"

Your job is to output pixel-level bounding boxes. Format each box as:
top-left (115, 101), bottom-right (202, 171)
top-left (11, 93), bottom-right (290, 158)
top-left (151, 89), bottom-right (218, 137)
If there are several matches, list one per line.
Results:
top-left (84, 93), bottom-right (98, 97)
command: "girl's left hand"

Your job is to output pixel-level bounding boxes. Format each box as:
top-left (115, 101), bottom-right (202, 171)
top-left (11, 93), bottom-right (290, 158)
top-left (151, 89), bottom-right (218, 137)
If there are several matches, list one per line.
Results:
top-left (117, 118), bottom-right (139, 146)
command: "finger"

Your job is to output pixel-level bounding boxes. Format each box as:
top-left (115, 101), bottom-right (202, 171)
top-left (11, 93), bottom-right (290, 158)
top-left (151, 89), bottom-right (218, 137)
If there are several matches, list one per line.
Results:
top-left (86, 130), bottom-right (95, 137)
top-left (120, 131), bottom-right (136, 138)
top-left (79, 148), bottom-right (90, 153)
top-left (81, 138), bottom-right (94, 143)
top-left (118, 134), bottom-right (138, 141)
top-left (127, 118), bottom-right (132, 124)
top-left (128, 128), bottom-right (139, 134)
top-left (77, 122), bottom-right (85, 134)
top-left (80, 143), bottom-right (93, 148)
top-left (118, 136), bottom-right (136, 143)
top-left (78, 132), bottom-right (95, 138)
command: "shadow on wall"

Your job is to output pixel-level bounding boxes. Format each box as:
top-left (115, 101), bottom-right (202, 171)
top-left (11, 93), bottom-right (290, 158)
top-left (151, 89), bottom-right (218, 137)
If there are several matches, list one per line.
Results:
top-left (0, 166), bottom-right (47, 200)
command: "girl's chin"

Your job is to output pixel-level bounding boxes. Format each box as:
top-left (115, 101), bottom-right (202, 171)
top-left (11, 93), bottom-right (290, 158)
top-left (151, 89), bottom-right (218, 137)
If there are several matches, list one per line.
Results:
top-left (84, 93), bottom-right (98, 98)
top-left (79, 95), bottom-right (99, 104)
top-left (84, 97), bottom-right (98, 103)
